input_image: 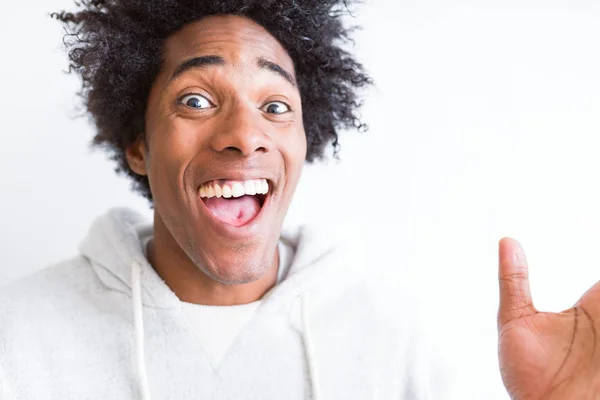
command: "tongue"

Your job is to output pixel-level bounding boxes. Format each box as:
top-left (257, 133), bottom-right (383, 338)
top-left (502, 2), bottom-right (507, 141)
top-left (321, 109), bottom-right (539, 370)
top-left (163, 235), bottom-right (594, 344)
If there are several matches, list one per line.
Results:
top-left (203, 195), bottom-right (261, 227)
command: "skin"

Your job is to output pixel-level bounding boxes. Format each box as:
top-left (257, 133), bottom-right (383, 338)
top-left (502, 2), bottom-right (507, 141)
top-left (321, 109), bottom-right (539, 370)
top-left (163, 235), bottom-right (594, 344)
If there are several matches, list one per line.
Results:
top-left (498, 237), bottom-right (600, 399)
top-left (125, 15), bottom-right (307, 306)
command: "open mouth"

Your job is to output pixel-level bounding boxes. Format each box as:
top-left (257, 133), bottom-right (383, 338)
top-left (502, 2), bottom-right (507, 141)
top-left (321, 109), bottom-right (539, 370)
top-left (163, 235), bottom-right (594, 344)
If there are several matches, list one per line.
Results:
top-left (198, 179), bottom-right (270, 228)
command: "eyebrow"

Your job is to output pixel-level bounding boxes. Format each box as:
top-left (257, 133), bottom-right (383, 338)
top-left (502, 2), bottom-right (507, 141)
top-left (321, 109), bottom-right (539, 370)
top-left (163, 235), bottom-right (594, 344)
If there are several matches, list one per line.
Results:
top-left (168, 55), bottom-right (296, 87)
top-left (169, 55), bottom-right (226, 82)
top-left (257, 57), bottom-right (296, 87)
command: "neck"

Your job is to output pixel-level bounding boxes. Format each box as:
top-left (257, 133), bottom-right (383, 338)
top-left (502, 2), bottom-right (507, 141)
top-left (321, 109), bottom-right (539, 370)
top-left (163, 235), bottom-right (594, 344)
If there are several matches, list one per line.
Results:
top-left (147, 213), bottom-right (279, 306)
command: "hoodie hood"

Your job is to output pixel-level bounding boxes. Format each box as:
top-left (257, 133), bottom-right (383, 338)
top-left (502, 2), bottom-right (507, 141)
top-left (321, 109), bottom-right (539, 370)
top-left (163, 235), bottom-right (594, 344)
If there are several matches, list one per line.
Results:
top-left (78, 208), bottom-right (367, 400)
top-left (79, 207), bottom-right (367, 311)
top-left (0, 207), bottom-right (468, 399)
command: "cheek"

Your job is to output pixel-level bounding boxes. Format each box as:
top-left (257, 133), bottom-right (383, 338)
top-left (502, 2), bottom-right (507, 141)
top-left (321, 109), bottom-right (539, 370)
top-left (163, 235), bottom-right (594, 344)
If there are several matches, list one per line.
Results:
top-left (281, 126), bottom-right (307, 180)
top-left (165, 118), bottom-right (203, 151)
top-left (146, 119), bottom-right (203, 194)
top-left (290, 127), bottom-right (308, 165)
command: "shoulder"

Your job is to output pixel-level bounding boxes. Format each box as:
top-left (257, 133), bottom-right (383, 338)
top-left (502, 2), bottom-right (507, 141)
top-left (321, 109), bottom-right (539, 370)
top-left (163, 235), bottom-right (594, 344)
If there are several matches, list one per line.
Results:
top-left (0, 256), bottom-right (101, 329)
top-left (0, 256), bottom-right (124, 367)
top-left (1, 255), bottom-right (95, 298)
top-left (314, 276), bottom-right (451, 397)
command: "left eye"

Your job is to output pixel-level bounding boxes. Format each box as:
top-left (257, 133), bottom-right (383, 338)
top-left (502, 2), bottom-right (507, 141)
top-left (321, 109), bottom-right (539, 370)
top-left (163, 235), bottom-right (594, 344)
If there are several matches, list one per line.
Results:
top-left (261, 101), bottom-right (290, 114)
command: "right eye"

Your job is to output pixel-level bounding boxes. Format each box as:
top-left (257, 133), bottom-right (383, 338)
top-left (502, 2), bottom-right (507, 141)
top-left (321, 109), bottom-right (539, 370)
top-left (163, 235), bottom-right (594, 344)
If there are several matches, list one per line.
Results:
top-left (178, 93), bottom-right (213, 109)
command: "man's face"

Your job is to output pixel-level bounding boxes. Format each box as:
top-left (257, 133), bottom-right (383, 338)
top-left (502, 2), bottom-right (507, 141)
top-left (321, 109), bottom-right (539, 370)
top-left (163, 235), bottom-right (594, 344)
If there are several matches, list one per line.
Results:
top-left (131, 15), bottom-right (306, 284)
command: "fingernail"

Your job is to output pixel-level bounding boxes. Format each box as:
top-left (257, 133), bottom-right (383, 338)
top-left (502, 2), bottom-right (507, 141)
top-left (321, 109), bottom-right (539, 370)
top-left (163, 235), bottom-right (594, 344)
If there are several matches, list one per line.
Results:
top-left (513, 251), bottom-right (527, 266)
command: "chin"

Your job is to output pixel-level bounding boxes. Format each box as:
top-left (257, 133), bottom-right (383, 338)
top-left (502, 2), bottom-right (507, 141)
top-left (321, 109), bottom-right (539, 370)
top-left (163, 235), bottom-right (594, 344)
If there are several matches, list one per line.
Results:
top-left (194, 247), bottom-right (275, 285)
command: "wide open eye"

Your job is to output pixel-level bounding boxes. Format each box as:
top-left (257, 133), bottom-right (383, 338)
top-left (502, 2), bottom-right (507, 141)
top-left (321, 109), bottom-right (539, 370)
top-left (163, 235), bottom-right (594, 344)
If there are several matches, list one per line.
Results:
top-left (260, 101), bottom-right (291, 115)
top-left (178, 93), bottom-right (213, 109)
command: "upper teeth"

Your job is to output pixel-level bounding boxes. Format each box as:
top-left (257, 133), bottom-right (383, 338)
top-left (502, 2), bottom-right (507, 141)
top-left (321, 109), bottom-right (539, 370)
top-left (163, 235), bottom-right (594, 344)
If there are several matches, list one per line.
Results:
top-left (199, 179), bottom-right (269, 199)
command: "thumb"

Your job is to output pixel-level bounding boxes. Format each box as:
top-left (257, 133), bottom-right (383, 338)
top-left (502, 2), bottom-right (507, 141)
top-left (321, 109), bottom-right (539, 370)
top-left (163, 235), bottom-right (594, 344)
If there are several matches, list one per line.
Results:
top-left (497, 237), bottom-right (537, 330)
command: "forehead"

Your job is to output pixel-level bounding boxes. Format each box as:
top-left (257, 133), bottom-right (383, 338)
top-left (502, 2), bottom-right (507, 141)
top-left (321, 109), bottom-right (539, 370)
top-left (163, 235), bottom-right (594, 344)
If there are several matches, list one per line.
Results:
top-left (162, 15), bottom-right (295, 76)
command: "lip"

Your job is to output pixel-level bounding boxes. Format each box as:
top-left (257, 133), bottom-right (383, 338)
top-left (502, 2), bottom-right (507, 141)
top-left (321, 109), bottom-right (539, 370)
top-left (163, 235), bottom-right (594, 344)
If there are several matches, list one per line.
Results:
top-left (196, 183), bottom-right (274, 241)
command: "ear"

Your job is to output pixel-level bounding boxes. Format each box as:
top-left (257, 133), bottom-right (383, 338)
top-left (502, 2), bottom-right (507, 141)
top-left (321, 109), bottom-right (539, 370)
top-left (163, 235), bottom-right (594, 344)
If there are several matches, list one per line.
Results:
top-left (126, 136), bottom-right (148, 176)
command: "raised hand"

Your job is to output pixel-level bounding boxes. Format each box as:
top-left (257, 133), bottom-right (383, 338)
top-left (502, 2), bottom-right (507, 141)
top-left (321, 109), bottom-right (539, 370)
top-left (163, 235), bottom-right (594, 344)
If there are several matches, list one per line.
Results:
top-left (497, 237), bottom-right (600, 399)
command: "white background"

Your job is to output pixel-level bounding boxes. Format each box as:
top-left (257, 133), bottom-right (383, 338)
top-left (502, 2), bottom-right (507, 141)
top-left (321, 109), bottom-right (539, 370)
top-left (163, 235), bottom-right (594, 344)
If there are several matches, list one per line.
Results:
top-left (2, 0), bottom-right (600, 397)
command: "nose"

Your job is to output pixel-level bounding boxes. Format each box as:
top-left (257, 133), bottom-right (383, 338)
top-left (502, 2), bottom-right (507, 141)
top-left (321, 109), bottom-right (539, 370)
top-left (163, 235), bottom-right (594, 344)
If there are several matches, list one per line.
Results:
top-left (210, 104), bottom-right (271, 157)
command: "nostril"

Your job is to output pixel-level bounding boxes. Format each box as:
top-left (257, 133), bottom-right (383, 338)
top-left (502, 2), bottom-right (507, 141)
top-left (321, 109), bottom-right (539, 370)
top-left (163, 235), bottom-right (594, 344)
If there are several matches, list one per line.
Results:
top-left (222, 146), bottom-right (267, 154)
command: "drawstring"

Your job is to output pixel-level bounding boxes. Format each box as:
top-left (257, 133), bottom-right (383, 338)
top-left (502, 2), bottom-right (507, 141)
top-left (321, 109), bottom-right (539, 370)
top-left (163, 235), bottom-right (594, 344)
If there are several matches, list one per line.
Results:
top-left (131, 260), bottom-right (319, 400)
top-left (131, 261), bottom-right (152, 400)
top-left (301, 293), bottom-right (321, 400)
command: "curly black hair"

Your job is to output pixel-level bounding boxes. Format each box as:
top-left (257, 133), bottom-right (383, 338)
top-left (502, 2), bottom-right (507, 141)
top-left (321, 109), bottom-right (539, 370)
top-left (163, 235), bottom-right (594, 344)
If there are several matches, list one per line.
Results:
top-left (53, 0), bottom-right (372, 202)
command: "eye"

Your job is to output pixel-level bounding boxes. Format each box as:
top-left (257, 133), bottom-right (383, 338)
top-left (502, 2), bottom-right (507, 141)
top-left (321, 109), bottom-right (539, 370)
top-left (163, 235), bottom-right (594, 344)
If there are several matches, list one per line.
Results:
top-left (261, 101), bottom-right (291, 115)
top-left (178, 93), bottom-right (213, 109)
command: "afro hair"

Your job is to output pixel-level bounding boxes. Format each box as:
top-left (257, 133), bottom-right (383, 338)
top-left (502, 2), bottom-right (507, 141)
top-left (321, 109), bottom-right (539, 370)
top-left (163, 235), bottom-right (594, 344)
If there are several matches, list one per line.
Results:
top-left (53, 0), bottom-right (372, 201)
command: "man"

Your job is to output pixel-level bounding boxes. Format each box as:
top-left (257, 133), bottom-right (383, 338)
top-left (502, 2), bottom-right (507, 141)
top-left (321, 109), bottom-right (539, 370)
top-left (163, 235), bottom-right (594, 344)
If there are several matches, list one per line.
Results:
top-left (0, 0), bottom-right (598, 399)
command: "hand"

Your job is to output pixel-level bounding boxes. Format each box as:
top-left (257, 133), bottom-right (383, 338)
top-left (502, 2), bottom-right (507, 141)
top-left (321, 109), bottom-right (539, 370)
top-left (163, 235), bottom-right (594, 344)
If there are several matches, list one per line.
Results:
top-left (497, 237), bottom-right (600, 399)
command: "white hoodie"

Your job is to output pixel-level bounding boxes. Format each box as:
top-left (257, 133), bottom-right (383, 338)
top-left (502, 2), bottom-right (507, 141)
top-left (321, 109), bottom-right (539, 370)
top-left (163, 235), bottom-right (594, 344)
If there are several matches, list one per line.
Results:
top-left (0, 208), bottom-right (459, 399)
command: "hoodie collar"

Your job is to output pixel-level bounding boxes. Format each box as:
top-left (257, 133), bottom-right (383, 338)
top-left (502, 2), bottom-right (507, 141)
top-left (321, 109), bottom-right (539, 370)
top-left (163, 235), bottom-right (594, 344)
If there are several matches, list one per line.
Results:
top-left (78, 208), bottom-right (366, 311)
